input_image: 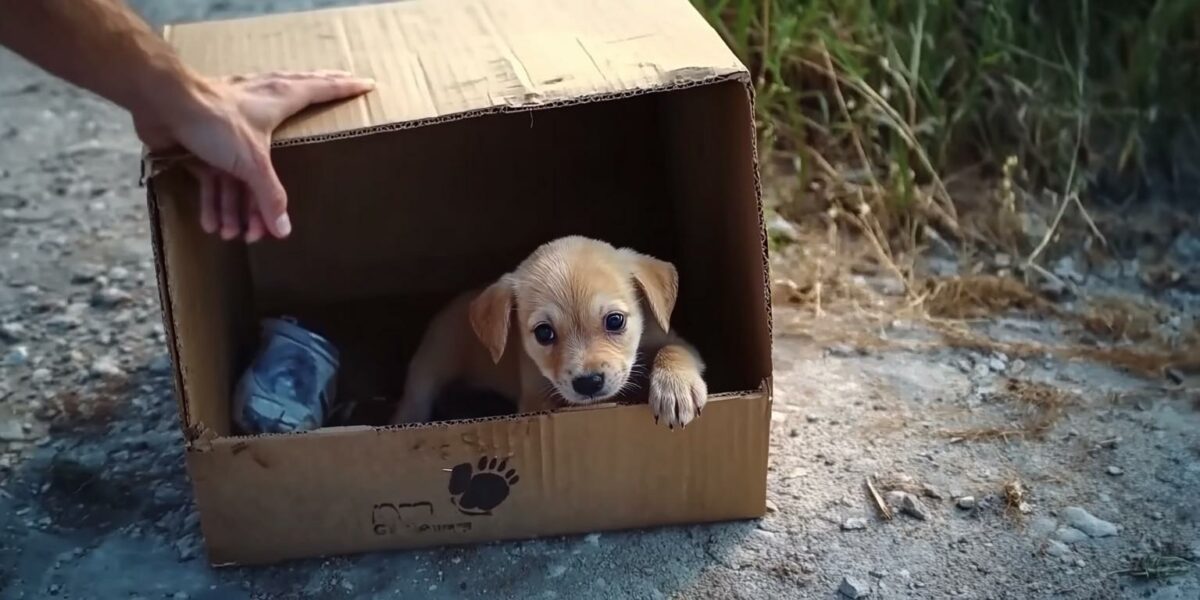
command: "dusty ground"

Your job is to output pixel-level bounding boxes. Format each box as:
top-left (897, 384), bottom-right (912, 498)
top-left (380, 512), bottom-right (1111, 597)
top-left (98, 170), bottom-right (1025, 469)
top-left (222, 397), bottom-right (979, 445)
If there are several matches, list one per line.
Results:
top-left (2, 1), bottom-right (1200, 598)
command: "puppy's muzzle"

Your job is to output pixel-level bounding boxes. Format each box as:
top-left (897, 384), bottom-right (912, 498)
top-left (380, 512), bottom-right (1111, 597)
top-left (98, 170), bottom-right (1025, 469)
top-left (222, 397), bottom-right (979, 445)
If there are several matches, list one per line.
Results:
top-left (571, 373), bottom-right (605, 397)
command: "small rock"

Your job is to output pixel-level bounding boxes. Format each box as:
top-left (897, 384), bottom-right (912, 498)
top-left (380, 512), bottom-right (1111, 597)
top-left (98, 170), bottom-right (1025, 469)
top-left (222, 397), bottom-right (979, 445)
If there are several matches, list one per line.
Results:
top-left (31, 368), bottom-right (51, 382)
top-left (584, 533), bottom-right (601, 545)
top-left (972, 363), bottom-right (991, 379)
top-left (107, 266), bottom-right (130, 281)
top-left (766, 213), bottom-right (801, 244)
top-left (71, 265), bottom-right (102, 284)
top-left (953, 358), bottom-right (972, 373)
top-left (45, 314), bottom-right (81, 331)
top-left (1053, 256), bottom-right (1084, 284)
top-left (3, 345), bottom-right (29, 366)
top-left (765, 499), bottom-right (779, 513)
top-left (1009, 358), bottom-right (1027, 374)
top-left (1037, 277), bottom-right (1068, 299)
top-left (921, 484), bottom-right (945, 500)
top-left (1150, 511), bottom-right (1164, 521)
top-left (1044, 540), bottom-right (1071, 557)
top-left (839, 576), bottom-right (870, 599)
top-left (91, 286), bottom-right (132, 308)
top-left (987, 357), bottom-right (1007, 373)
top-left (1051, 527), bottom-right (1090, 544)
top-left (805, 414), bottom-right (819, 423)
top-left (1106, 466), bottom-right (1123, 476)
top-left (1062, 506), bottom-right (1118, 538)
top-left (1165, 367), bottom-right (1185, 385)
top-left (174, 534), bottom-right (198, 561)
top-left (842, 518), bottom-right (867, 531)
top-left (90, 357), bottom-right (124, 378)
top-left (885, 491), bottom-right (930, 521)
top-left (827, 343), bottom-right (858, 357)
top-left (0, 322), bottom-right (25, 343)
top-left (956, 496), bottom-right (976, 510)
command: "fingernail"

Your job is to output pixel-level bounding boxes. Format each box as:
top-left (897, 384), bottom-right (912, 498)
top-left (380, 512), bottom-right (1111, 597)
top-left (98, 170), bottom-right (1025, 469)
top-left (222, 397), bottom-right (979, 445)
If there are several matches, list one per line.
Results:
top-left (274, 214), bottom-right (292, 237)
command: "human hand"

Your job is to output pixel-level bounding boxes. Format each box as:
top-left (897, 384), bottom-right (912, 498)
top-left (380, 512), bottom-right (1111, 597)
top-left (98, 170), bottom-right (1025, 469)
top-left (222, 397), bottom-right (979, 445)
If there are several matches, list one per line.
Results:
top-left (135, 70), bottom-right (375, 242)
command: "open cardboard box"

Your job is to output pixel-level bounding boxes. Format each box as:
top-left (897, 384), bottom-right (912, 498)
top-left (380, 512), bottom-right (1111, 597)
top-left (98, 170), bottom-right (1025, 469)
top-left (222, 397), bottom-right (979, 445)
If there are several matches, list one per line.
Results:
top-left (146, 0), bottom-right (773, 566)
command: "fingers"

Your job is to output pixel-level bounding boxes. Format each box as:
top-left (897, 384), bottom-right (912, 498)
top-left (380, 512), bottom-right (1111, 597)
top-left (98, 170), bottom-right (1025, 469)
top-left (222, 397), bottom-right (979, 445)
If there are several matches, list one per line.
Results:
top-left (274, 72), bottom-right (376, 116)
top-left (232, 146), bottom-right (291, 238)
top-left (187, 164), bottom-right (219, 234)
top-left (219, 175), bottom-right (241, 240)
top-left (244, 201), bottom-right (266, 244)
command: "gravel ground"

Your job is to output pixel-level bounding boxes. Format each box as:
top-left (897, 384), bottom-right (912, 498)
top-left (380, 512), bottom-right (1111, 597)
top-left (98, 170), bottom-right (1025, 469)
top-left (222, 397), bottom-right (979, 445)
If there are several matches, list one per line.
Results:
top-left (2, 1), bottom-right (1199, 598)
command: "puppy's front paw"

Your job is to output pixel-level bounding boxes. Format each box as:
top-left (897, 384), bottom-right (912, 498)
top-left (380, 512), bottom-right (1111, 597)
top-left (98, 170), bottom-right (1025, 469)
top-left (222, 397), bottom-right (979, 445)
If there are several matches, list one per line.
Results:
top-left (649, 366), bottom-right (707, 430)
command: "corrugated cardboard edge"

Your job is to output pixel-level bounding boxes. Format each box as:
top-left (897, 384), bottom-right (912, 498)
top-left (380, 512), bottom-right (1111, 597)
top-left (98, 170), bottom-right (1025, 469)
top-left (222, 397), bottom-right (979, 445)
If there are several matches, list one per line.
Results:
top-left (142, 71), bottom-right (749, 179)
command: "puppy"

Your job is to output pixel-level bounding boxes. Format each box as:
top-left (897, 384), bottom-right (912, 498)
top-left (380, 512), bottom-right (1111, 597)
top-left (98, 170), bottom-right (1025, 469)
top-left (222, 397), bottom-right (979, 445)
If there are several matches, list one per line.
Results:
top-left (391, 236), bottom-right (707, 429)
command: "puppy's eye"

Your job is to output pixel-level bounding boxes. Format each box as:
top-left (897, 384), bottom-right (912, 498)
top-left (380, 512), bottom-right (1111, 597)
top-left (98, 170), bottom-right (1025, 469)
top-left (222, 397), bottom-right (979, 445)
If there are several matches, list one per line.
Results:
top-left (532, 323), bottom-right (556, 345)
top-left (604, 312), bottom-right (626, 333)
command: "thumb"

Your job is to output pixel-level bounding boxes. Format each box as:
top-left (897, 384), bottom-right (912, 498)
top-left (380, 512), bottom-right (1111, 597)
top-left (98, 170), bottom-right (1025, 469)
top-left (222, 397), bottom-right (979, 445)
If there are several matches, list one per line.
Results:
top-left (232, 142), bottom-right (291, 238)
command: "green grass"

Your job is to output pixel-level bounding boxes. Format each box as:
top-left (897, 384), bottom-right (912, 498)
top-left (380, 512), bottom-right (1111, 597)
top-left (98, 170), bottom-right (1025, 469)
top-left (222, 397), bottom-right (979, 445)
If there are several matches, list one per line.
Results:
top-left (692, 0), bottom-right (1200, 222)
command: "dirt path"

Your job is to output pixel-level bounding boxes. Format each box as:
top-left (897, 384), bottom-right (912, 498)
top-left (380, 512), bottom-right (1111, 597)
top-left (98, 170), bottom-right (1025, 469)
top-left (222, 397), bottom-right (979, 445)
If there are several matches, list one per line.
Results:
top-left (2, 1), bottom-right (1198, 598)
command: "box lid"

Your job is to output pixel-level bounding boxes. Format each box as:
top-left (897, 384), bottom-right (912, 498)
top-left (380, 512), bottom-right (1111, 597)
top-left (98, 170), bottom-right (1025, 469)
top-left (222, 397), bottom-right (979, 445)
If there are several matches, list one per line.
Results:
top-left (162, 0), bottom-right (749, 146)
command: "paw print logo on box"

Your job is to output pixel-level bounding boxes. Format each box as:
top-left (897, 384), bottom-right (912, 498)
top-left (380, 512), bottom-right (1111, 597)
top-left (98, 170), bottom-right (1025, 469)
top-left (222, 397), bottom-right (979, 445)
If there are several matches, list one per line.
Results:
top-left (447, 456), bottom-right (519, 516)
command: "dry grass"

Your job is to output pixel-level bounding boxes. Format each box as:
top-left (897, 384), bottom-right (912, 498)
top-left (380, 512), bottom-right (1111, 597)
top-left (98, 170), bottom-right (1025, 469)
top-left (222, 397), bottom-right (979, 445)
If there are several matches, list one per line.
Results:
top-left (945, 379), bottom-right (1075, 442)
top-left (920, 275), bottom-right (1056, 320)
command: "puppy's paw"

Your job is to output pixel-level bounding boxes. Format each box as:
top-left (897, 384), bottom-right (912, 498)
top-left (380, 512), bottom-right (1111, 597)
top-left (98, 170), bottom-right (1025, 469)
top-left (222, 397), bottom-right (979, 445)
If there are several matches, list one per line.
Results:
top-left (649, 366), bottom-right (707, 430)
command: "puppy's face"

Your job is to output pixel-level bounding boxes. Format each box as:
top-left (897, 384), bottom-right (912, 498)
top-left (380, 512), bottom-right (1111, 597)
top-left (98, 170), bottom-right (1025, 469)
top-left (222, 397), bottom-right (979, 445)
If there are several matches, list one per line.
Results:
top-left (469, 236), bottom-right (678, 406)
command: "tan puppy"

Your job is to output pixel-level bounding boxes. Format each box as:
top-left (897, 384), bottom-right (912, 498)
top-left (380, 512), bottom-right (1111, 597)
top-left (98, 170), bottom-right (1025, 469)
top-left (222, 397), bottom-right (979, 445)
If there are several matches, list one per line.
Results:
top-left (391, 236), bottom-right (707, 428)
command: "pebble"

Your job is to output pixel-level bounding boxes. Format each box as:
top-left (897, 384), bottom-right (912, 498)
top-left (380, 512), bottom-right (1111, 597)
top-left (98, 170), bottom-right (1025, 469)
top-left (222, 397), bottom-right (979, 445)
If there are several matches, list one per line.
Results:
top-left (885, 491), bottom-right (930, 521)
top-left (90, 357), bottom-right (125, 378)
top-left (1051, 527), bottom-right (1089, 544)
top-left (45, 314), bottom-right (81, 331)
top-left (3, 345), bottom-right (29, 366)
top-left (987, 357), bottom-right (1007, 373)
top-left (174, 534), bottom-right (198, 561)
top-left (1062, 506), bottom-right (1118, 538)
top-left (1044, 540), bottom-right (1071, 557)
top-left (31, 368), bottom-right (51, 382)
top-left (107, 266), bottom-right (130, 281)
top-left (827, 343), bottom-right (858, 357)
top-left (1106, 466), bottom-right (1123, 476)
top-left (839, 576), bottom-right (870, 599)
top-left (91, 286), bottom-right (132, 308)
top-left (0, 322), bottom-right (25, 343)
top-left (921, 484), bottom-right (945, 500)
top-left (842, 518), bottom-right (867, 531)
top-left (765, 499), bottom-right (779, 513)
top-left (766, 213), bottom-right (801, 243)
top-left (956, 496), bottom-right (976, 510)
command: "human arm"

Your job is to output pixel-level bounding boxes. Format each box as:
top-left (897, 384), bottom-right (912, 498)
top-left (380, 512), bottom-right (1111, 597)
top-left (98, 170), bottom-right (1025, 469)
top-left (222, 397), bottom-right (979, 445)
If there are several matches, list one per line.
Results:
top-left (0, 0), bottom-right (374, 241)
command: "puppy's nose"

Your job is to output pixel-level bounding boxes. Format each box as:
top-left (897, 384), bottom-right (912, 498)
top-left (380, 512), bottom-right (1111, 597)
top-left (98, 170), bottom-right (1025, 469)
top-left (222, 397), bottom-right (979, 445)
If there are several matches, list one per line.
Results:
top-left (572, 373), bottom-right (605, 397)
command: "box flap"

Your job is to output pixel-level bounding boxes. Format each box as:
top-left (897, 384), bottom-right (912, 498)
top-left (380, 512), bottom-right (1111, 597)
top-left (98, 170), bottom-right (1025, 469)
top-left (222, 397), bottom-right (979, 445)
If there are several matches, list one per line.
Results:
top-left (162, 0), bottom-right (749, 145)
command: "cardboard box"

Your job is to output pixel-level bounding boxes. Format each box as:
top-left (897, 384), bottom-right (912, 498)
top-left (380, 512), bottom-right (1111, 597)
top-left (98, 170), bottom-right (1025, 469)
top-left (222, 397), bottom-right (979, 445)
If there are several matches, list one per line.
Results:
top-left (147, 0), bottom-right (772, 566)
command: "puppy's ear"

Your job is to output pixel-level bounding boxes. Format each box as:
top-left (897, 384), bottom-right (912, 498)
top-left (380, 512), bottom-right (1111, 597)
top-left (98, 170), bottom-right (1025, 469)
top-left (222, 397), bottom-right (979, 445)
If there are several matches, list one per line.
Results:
top-left (469, 276), bottom-right (515, 363)
top-left (622, 249), bottom-right (679, 332)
